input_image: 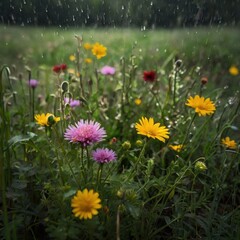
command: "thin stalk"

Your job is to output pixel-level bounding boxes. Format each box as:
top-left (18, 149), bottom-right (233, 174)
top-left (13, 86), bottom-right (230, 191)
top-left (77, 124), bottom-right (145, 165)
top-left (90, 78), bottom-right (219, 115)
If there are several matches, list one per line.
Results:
top-left (27, 70), bottom-right (32, 121)
top-left (75, 35), bottom-right (84, 97)
top-left (116, 205), bottom-right (121, 240)
top-left (80, 145), bottom-right (86, 183)
top-left (32, 88), bottom-right (35, 121)
top-left (182, 113), bottom-right (196, 146)
top-left (95, 68), bottom-right (100, 93)
top-left (125, 139), bottom-right (147, 182)
top-left (96, 163), bottom-right (103, 189)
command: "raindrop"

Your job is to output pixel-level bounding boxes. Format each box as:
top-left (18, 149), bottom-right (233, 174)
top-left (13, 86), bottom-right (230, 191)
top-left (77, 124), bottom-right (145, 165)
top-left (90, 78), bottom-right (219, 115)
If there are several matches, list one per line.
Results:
top-left (150, 2), bottom-right (153, 6)
top-left (228, 97), bottom-right (234, 105)
top-left (122, 5), bottom-right (125, 10)
top-left (156, 48), bottom-right (159, 52)
top-left (224, 85), bottom-right (229, 89)
top-left (164, 49), bottom-right (167, 53)
top-left (139, 49), bottom-right (142, 52)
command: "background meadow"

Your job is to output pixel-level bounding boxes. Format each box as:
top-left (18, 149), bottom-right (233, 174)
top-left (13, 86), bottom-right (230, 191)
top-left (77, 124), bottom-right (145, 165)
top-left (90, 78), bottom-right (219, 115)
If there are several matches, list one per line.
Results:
top-left (1, 25), bottom-right (240, 239)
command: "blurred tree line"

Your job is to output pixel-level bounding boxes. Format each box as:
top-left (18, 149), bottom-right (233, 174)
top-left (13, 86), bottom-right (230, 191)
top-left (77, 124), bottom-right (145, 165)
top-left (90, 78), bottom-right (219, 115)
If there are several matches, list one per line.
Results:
top-left (0, 0), bottom-right (239, 27)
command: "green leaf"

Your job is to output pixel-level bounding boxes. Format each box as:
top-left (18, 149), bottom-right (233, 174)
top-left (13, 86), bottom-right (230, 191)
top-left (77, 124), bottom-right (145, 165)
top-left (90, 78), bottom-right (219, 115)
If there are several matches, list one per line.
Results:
top-left (125, 202), bottom-right (140, 219)
top-left (8, 132), bottom-right (37, 148)
top-left (63, 189), bottom-right (77, 199)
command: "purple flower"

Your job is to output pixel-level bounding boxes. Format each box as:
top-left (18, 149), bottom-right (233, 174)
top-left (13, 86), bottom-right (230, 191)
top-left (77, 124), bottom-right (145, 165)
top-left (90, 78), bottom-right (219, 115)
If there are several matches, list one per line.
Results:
top-left (29, 79), bottom-right (39, 88)
top-left (92, 148), bottom-right (116, 163)
top-left (64, 119), bottom-right (106, 146)
top-left (64, 97), bottom-right (81, 108)
top-left (100, 65), bottom-right (116, 76)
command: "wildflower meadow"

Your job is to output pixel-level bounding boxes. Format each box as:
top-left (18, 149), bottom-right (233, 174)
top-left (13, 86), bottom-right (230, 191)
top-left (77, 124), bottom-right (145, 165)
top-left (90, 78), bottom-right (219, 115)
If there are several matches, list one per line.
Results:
top-left (0, 26), bottom-right (240, 239)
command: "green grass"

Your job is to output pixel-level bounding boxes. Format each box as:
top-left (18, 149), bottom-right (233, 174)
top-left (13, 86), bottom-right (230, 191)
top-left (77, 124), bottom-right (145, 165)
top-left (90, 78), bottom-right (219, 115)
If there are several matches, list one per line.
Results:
top-left (1, 25), bottom-right (240, 68)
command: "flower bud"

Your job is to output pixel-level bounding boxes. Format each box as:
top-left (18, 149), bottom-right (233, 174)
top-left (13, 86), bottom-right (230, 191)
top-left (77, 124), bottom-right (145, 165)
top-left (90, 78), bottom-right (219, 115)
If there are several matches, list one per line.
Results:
top-left (195, 161), bottom-right (207, 171)
top-left (117, 190), bottom-right (124, 199)
top-left (201, 77), bottom-right (208, 85)
top-left (122, 141), bottom-right (131, 150)
top-left (135, 140), bottom-right (143, 147)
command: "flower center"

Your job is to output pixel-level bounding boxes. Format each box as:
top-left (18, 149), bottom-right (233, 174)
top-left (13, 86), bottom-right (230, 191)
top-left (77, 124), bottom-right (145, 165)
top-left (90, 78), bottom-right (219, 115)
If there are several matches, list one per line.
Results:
top-left (81, 200), bottom-right (93, 212)
top-left (147, 130), bottom-right (156, 137)
top-left (196, 104), bottom-right (207, 110)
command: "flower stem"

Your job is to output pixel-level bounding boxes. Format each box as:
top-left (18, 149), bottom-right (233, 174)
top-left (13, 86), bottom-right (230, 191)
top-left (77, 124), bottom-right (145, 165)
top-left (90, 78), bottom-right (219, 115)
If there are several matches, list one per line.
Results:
top-left (182, 113), bottom-right (196, 146)
top-left (32, 88), bottom-right (35, 122)
top-left (96, 163), bottom-right (103, 189)
top-left (126, 138), bottom-right (147, 181)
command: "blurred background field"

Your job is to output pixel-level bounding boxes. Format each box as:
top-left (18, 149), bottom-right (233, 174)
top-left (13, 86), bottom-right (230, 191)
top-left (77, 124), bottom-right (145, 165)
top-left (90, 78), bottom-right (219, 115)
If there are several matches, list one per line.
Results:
top-left (1, 25), bottom-right (240, 91)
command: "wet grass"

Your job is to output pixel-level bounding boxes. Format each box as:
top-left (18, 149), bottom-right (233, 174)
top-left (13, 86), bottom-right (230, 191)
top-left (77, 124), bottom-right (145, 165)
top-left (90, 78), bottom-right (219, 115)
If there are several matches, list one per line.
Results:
top-left (1, 25), bottom-right (240, 69)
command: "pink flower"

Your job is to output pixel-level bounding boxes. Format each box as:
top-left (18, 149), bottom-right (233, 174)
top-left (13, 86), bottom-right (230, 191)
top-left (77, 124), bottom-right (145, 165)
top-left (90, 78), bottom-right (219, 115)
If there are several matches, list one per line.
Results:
top-left (64, 97), bottom-right (81, 108)
top-left (100, 66), bottom-right (116, 75)
top-left (64, 119), bottom-right (106, 146)
top-left (29, 79), bottom-right (39, 88)
top-left (92, 148), bottom-right (116, 163)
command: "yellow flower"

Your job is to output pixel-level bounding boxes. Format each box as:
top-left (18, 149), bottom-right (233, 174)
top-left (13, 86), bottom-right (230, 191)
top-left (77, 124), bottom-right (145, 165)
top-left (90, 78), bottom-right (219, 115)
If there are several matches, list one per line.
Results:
top-left (69, 54), bottom-right (76, 62)
top-left (229, 65), bottom-right (239, 76)
top-left (221, 137), bottom-right (237, 149)
top-left (135, 117), bottom-right (169, 142)
top-left (85, 58), bottom-right (92, 64)
top-left (135, 98), bottom-right (142, 105)
top-left (185, 95), bottom-right (216, 116)
top-left (84, 43), bottom-right (92, 50)
top-left (169, 144), bottom-right (183, 152)
top-left (35, 113), bottom-right (60, 127)
top-left (92, 42), bottom-right (107, 59)
top-left (71, 189), bottom-right (102, 220)
top-left (67, 68), bottom-right (75, 75)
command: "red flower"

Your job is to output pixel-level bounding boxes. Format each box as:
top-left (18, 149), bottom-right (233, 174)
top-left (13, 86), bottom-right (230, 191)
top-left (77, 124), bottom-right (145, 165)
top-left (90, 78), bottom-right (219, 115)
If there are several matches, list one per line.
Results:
top-left (61, 64), bottom-right (67, 71)
top-left (53, 64), bottom-right (67, 73)
top-left (143, 70), bottom-right (157, 82)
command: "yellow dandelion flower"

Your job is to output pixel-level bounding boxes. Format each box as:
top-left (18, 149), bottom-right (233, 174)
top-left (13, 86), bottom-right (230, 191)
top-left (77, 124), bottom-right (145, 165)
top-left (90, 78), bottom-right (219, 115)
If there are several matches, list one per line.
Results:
top-left (71, 189), bottom-right (102, 220)
top-left (135, 117), bottom-right (170, 142)
top-left (229, 65), bottom-right (239, 76)
top-left (135, 98), bottom-right (142, 105)
top-left (84, 43), bottom-right (92, 50)
top-left (35, 113), bottom-right (60, 127)
top-left (85, 58), bottom-right (92, 64)
top-left (185, 95), bottom-right (216, 116)
top-left (69, 55), bottom-right (76, 62)
top-left (92, 42), bottom-right (107, 59)
top-left (169, 144), bottom-right (183, 152)
top-left (221, 137), bottom-right (237, 149)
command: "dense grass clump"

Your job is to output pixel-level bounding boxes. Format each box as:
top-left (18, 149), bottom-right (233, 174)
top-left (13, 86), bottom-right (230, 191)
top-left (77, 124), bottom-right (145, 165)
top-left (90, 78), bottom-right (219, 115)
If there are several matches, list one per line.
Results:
top-left (0, 25), bottom-right (240, 239)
